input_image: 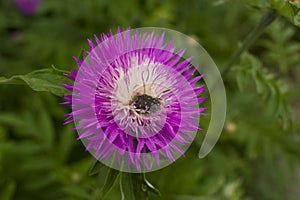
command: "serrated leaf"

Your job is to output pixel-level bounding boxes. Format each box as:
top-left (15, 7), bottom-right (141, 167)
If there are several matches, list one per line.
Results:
top-left (234, 52), bottom-right (294, 129)
top-left (261, 21), bottom-right (300, 74)
top-left (0, 68), bottom-right (71, 96)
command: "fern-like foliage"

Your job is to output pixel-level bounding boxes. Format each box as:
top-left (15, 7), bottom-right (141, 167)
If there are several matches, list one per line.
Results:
top-left (232, 52), bottom-right (294, 130)
top-left (261, 21), bottom-right (300, 74)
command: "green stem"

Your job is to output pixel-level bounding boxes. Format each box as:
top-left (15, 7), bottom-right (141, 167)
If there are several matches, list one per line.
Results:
top-left (222, 8), bottom-right (278, 76)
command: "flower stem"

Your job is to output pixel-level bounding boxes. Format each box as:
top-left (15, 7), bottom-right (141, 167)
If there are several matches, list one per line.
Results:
top-left (222, 8), bottom-right (278, 76)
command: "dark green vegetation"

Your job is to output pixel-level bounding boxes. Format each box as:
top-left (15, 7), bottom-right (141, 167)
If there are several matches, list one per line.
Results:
top-left (1, 0), bottom-right (300, 199)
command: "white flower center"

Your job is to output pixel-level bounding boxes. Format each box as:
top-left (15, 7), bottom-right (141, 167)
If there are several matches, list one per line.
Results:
top-left (111, 57), bottom-right (173, 138)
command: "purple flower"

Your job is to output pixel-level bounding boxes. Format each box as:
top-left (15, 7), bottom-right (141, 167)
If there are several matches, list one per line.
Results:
top-left (63, 28), bottom-right (206, 172)
top-left (14, 0), bottom-right (42, 15)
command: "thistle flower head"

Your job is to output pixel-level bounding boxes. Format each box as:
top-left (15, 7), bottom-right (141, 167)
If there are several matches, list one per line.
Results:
top-left (63, 28), bottom-right (206, 172)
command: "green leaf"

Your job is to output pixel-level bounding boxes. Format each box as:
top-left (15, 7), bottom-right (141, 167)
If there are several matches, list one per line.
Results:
top-left (24, 174), bottom-right (57, 191)
top-left (100, 168), bottom-right (120, 199)
top-left (56, 125), bottom-right (75, 163)
top-left (260, 21), bottom-right (300, 75)
top-left (294, 9), bottom-right (300, 26)
top-left (51, 65), bottom-right (70, 74)
top-left (120, 173), bottom-right (151, 200)
top-left (20, 156), bottom-right (56, 172)
top-left (269, 0), bottom-right (300, 27)
top-left (270, 0), bottom-right (294, 19)
top-left (120, 173), bottom-right (136, 200)
top-left (0, 113), bottom-right (28, 129)
top-left (235, 66), bottom-right (249, 90)
top-left (0, 68), bottom-right (71, 96)
top-left (233, 52), bottom-right (294, 129)
top-left (37, 103), bottom-right (55, 148)
top-left (0, 97), bottom-right (56, 148)
top-left (173, 195), bottom-right (219, 200)
top-left (142, 174), bottom-right (161, 196)
top-left (1, 141), bottom-right (46, 155)
top-left (63, 185), bottom-right (90, 200)
top-left (87, 160), bottom-right (106, 177)
top-left (0, 181), bottom-right (16, 200)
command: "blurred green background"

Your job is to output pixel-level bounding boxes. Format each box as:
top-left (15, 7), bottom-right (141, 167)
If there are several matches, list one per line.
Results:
top-left (1, 0), bottom-right (300, 199)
